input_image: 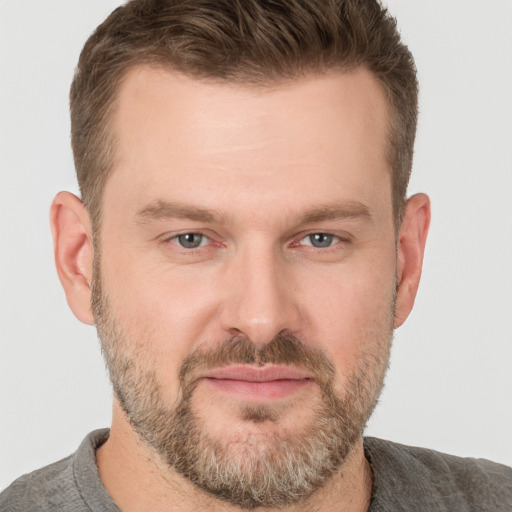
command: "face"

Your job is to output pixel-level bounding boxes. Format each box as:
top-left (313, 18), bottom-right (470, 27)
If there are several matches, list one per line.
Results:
top-left (93, 66), bottom-right (397, 508)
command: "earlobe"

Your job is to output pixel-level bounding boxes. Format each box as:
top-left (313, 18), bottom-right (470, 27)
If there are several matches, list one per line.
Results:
top-left (50, 191), bottom-right (95, 325)
top-left (394, 193), bottom-right (431, 328)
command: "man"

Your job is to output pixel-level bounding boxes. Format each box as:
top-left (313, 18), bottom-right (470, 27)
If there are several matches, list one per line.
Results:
top-left (1, 0), bottom-right (511, 510)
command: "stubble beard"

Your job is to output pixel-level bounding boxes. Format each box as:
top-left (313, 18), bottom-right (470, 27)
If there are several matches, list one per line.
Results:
top-left (92, 260), bottom-right (394, 509)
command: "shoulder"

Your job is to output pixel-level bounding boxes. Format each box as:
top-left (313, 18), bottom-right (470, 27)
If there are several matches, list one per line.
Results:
top-left (0, 455), bottom-right (80, 512)
top-left (0, 429), bottom-right (112, 512)
top-left (364, 437), bottom-right (512, 511)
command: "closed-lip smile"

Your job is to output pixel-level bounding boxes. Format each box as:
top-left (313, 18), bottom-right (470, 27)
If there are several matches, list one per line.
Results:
top-left (199, 365), bottom-right (314, 400)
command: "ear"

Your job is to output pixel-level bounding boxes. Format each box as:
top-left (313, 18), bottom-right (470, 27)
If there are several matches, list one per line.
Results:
top-left (394, 193), bottom-right (431, 328)
top-left (50, 191), bottom-right (95, 325)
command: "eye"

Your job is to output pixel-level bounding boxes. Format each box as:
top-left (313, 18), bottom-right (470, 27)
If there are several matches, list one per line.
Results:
top-left (301, 233), bottom-right (339, 248)
top-left (172, 233), bottom-right (209, 249)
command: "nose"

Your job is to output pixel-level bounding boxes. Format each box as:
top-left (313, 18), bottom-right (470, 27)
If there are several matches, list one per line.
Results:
top-left (219, 243), bottom-right (301, 345)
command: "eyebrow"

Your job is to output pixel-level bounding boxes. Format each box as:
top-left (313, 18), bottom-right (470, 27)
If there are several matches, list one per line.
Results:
top-left (298, 202), bottom-right (372, 224)
top-left (136, 201), bottom-right (220, 223)
top-left (136, 200), bottom-right (372, 225)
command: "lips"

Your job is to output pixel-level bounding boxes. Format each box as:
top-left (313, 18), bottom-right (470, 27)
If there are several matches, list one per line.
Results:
top-left (200, 365), bottom-right (314, 400)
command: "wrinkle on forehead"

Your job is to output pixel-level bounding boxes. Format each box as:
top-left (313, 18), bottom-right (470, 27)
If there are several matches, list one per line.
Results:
top-left (105, 65), bottom-right (393, 232)
top-left (113, 64), bottom-right (389, 158)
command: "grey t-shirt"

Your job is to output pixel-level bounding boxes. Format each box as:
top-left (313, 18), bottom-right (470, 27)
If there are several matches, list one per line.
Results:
top-left (1, 429), bottom-right (511, 511)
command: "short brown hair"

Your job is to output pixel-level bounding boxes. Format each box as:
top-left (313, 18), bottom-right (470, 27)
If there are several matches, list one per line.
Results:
top-left (70, 0), bottom-right (418, 230)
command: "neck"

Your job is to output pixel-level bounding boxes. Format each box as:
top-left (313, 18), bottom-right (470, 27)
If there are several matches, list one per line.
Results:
top-left (97, 403), bottom-right (373, 512)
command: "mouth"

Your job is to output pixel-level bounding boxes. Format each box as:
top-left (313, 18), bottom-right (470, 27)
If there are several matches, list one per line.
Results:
top-left (199, 365), bottom-right (315, 400)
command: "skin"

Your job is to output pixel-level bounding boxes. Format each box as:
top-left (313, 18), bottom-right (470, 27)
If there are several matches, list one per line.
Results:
top-left (51, 66), bottom-right (430, 511)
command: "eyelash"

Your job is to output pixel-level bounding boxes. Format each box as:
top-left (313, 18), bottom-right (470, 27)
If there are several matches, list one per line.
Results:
top-left (295, 232), bottom-right (342, 249)
top-left (164, 231), bottom-right (217, 251)
top-left (162, 231), bottom-right (349, 252)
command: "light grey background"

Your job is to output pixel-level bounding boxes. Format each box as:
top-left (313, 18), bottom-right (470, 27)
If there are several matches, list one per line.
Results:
top-left (1, 0), bottom-right (511, 491)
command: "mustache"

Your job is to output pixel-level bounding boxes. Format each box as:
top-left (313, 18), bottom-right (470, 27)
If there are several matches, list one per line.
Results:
top-left (178, 332), bottom-right (336, 392)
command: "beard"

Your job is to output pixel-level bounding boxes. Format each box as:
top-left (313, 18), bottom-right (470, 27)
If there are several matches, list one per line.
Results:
top-left (92, 260), bottom-right (394, 509)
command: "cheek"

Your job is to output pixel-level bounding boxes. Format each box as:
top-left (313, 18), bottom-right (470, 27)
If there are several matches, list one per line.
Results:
top-left (100, 247), bottom-right (222, 361)
top-left (299, 257), bottom-right (395, 379)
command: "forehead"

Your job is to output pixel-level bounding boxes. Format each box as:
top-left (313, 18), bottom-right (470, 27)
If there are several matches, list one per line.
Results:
top-left (106, 65), bottom-right (391, 221)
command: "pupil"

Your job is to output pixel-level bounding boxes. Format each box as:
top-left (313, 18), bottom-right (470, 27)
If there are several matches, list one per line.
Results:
top-left (179, 234), bottom-right (202, 248)
top-left (311, 233), bottom-right (332, 248)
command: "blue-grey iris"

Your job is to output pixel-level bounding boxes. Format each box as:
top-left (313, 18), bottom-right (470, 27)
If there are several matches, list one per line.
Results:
top-left (309, 233), bottom-right (333, 248)
top-left (178, 233), bottom-right (203, 249)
